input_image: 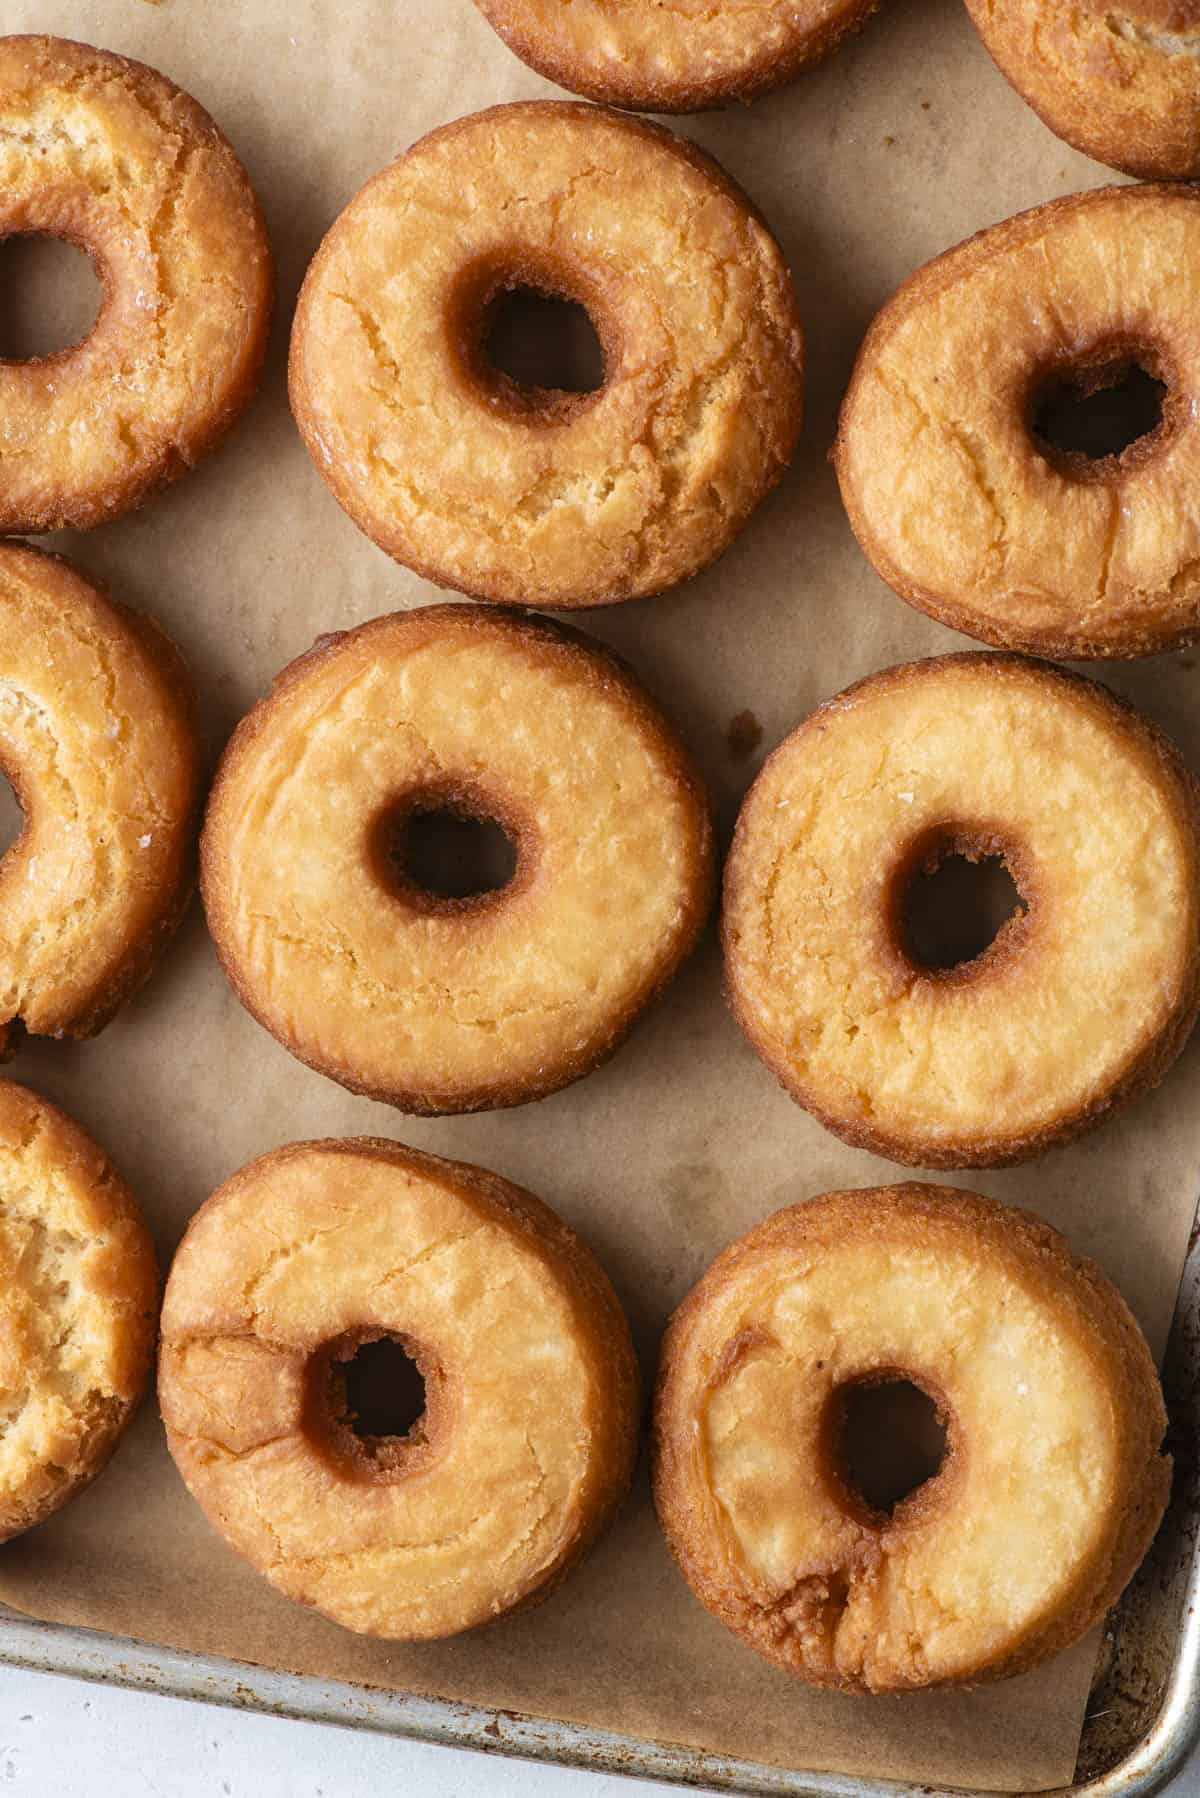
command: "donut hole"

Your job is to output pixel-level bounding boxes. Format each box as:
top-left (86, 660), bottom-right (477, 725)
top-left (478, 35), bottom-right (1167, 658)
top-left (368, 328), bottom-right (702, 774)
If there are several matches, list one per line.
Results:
top-left (0, 235), bottom-right (102, 362)
top-left (893, 830), bottom-right (1026, 975)
top-left (484, 286), bottom-right (605, 397)
top-left (1031, 350), bottom-right (1171, 477)
top-left (0, 775), bottom-right (24, 859)
top-left (371, 788), bottom-right (522, 911)
top-left (831, 1375), bottom-right (949, 1518)
top-left (308, 1330), bottom-right (434, 1481)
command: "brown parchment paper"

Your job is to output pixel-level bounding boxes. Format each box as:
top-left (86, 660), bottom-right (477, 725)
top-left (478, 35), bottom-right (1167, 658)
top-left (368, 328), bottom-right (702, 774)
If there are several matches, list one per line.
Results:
top-left (0, 0), bottom-right (1197, 1789)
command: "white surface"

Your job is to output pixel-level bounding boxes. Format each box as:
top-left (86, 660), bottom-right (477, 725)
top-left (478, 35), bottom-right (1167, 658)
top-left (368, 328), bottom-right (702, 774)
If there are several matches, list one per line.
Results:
top-left (0, 1662), bottom-right (1197, 1797)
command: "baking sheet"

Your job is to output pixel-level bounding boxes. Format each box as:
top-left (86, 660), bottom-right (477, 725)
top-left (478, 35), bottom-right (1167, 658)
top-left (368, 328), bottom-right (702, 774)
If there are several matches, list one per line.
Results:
top-left (0, 0), bottom-right (1197, 1788)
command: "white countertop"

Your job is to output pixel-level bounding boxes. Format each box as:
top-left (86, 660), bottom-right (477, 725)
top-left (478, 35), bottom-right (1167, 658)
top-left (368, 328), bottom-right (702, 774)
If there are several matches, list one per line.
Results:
top-left (1, 1661), bottom-right (1197, 1798)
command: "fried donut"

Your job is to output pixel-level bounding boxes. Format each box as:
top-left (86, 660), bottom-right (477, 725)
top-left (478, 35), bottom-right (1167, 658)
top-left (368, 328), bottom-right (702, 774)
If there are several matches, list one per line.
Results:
top-left (723, 653), bottom-right (1200, 1168)
top-left (472, 0), bottom-right (882, 112)
top-left (289, 102), bottom-right (803, 608)
top-left (202, 604), bottom-right (713, 1113)
top-left (0, 1079), bottom-right (157, 1542)
top-left (654, 1186), bottom-right (1171, 1693)
top-left (0, 542), bottom-right (200, 1053)
top-left (966, 1), bottom-right (1200, 181)
top-left (159, 1138), bottom-right (639, 1639)
top-left (835, 185), bottom-right (1200, 659)
top-left (0, 35), bottom-right (272, 532)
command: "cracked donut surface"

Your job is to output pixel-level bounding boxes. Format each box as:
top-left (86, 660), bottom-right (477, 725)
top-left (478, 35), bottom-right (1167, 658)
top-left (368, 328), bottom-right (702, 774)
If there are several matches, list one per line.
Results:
top-left (722, 654), bottom-right (1200, 1167)
top-left (835, 185), bottom-right (1200, 659)
top-left (0, 1078), bottom-right (157, 1542)
top-left (201, 604), bottom-right (714, 1114)
top-left (0, 541), bottom-right (200, 1052)
top-left (966, 0), bottom-right (1200, 179)
top-left (472, 0), bottom-right (882, 111)
top-left (288, 102), bottom-right (803, 608)
top-left (159, 1137), bottom-right (639, 1640)
top-left (654, 1185), bottom-right (1170, 1692)
top-left (0, 34), bottom-right (272, 532)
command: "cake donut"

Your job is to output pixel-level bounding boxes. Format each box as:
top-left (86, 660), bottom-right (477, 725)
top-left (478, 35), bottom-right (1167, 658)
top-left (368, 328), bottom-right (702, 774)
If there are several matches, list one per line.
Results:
top-left (202, 605), bottom-right (714, 1113)
top-left (472, 0), bottom-right (882, 112)
top-left (159, 1138), bottom-right (639, 1639)
top-left (0, 1079), bottom-right (157, 1542)
top-left (0, 542), bottom-right (200, 1053)
top-left (965, 0), bottom-right (1200, 180)
top-left (289, 102), bottom-right (803, 608)
top-left (723, 653), bottom-right (1200, 1168)
top-left (835, 185), bottom-right (1200, 659)
top-left (0, 35), bottom-right (272, 533)
top-left (654, 1186), bottom-right (1170, 1693)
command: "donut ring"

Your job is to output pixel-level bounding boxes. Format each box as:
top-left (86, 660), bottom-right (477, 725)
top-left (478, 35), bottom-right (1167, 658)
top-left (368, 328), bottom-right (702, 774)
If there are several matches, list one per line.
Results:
top-left (201, 604), bottom-right (714, 1114)
top-left (654, 1186), bottom-right (1170, 1693)
top-left (835, 185), bottom-right (1200, 659)
top-left (0, 35), bottom-right (272, 532)
top-left (159, 1138), bottom-right (639, 1640)
top-left (0, 1079), bottom-right (157, 1542)
top-left (289, 102), bottom-right (803, 608)
top-left (965, 0), bottom-right (1200, 180)
top-left (0, 542), bottom-right (200, 1053)
top-left (723, 653), bottom-right (1200, 1168)
top-left (472, 0), bottom-right (882, 112)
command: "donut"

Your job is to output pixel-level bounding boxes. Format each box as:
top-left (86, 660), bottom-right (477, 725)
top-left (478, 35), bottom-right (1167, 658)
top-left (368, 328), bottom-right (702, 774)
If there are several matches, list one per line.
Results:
top-left (159, 1138), bottom-right (639, 1639)
top-left (0, 541), bottom-right (200, 1054)
top-left (723, 653), bottom-right (1200, 1168)
top-left (834, 185), bottom-right (1200, 659)
top-left (201, 604), bottom-right (714, 1114)
top-left (0, 1079), bottom-right (157, 1542)
top-left (965, 0), bottom-right (1200, 180)
top-left (653, 1185), bottom-right (1171, 1693)
top-left (0, 35), bottom-right (272, 532)
top-left (289, 102), bottom-right (803, 608)
top-left (471, 1), bottom-right (882, 112)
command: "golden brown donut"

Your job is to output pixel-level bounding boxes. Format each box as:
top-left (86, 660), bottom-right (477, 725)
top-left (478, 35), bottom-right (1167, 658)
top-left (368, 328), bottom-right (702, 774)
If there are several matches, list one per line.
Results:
top-left (0, 35), bottom-right (272, 532)
top-left (201, 604), bottom-right (714, 1114)
top-left (159, 1138), bottom-right (639, 1640)
top-left (835, 185), bottom-right (1200, 659)
top-left (472, 0), bottom-right (882, 112)
top-left (966, 0), bottom-right (1200, 180)
top-left (723, 653), bottom-right (1200, 1168)
top-left (289, 102), bottom-right (803, 608)
top-left (0, 1079), bottom-right (157, 1542)
top-left (0, 541), bottom-right (200, 1054)
top-left (654, 1185), bottom-right (1171, 1693)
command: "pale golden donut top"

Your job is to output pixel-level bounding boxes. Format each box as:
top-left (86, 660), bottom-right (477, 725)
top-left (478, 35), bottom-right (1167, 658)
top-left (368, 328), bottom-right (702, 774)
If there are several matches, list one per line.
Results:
top-left (0, 1079), bottom-right (157, 1542)
top-left (473, 0), bottom-right (879, 111)
top-left (654, 1188), bottom-right (1170, 1692)
top-left (0, 543), bottom-right (200, 1048)
top-left (723, 655), bottom-right (1200, 1166)
top-left (967, 0), bottom-right (1200, 180)
top-left (0, 35), bottom-right (272, 532)
top-left (289, 102), bottom-right (803, 607)
top-left (202, 606), bottom-right (713, 1113)
top-left (159, 1140), bottom-right (639, 1639)
top-left (835, 185), bottom-right (1200, 658)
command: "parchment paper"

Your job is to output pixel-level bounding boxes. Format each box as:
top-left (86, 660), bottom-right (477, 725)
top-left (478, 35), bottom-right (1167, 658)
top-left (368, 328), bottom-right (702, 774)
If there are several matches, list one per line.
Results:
top-left (0, 0), bottom-right (1196, 1788)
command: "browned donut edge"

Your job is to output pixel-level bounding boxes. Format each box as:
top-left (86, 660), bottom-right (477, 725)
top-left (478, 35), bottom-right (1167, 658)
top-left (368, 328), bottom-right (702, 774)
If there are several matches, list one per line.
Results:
top-left (652, 1184), bottom-right (1172, 1692)
top-left (288, 100), bottom-right (804, 609)
top-left (722, 652), bottom-right (1200, 1169)
top-left (962, 1), bottom-right (1200, 182)
top-left (833, 184), bottom-right (1200, 659)
top-left (0, 34), bottom-right (275, 535)
top-left (200, 604), bottom-right (716, 1115)
top-left (0, 541), bottom-right (203, 1057)
top-left (0, 1077), bottom-right (159, 1544)
top-left (472, 0), bottom-right (883, 113)
top-left (160, 1135), bottom-right (641, 1636)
